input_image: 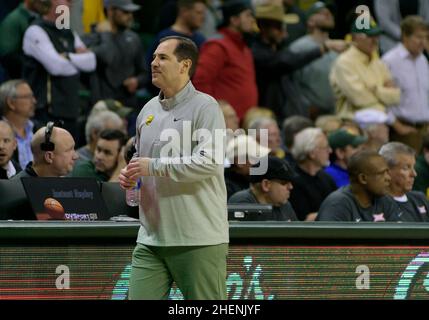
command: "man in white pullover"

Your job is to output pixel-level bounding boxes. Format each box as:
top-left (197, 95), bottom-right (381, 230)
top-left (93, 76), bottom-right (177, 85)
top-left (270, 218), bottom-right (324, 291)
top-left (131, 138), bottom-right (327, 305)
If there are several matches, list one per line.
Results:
top-left (119, 36), bottom-right (229, 300)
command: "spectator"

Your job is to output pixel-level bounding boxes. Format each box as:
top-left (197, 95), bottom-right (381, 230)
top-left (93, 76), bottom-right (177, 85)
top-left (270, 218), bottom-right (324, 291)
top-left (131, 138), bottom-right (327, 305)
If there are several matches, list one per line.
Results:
top-left (89, 99), bottom-right (133, 133)
top-left (413, 132), bottom-right (429, 196)
top-left (325, 129), bottom-right (367, 188)
top-left (199, 0), bottom-right (223, 38)
top-left (289, 127), bottom-right (337, 221)
top-left (380, 142), bottom-right (429, 222)
top-left (282, 0), bottom-right (307, 45)
top-left (0, 0), bottom-right (51, 79)
top-left (282, 115), bottom-right (313, 165)
top-left (12, 123), bottom-right (78, 179)
top-left (354, 109), bottom-right (390, 152)
top-left (249, 117), bottom-right (284, 159)
top-left (70, 0), bottom-right (108, 35)
top-left (317, 150), bottom-right (401, 222)
top-left (219, 100), bottom-right (240, 132)
top-left (229, 156), bottom-right (298, 221)
top-left (330, 18), bottom-right (406, 137)
top-left (290, 1), bottom-right (347, 117)
top-left (71, 129), bottom-right (127, 182)
top-left (315, 114), bottom-right (342, 135)
top-left (374, 0), bottom-right (429, 54)
top-left (193, 0), bottom-right (257, 121)
top-left (242, 107), bottom-right (276, 132)
top-left (382, 16), bottom-right (429, 151)
top-left (76, 110), bottom-right (124, 165)
top-left (251, 4), bottom-right (326, 121)
top-left (225, 134), bottom-right (270, 199)
top-left (22, 0), bottom-right (96, 138)
top-left (0, 79), bottom-right (38, 169)
top-left (0, 121), bottom-right (20, 179)
top-left (146, 0), bottom-right (206, 96)
top-left (87, 0), bottom-right (146, 107)
top-left (219, 100), bottom-right (241, 144)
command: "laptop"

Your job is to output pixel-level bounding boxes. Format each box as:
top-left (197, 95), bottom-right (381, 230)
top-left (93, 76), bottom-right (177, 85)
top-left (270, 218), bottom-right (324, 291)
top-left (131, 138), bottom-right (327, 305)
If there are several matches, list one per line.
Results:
top-left (21, 177), bottom-right (110, 221)
top-left (227, 204), bottom-right (273, 221)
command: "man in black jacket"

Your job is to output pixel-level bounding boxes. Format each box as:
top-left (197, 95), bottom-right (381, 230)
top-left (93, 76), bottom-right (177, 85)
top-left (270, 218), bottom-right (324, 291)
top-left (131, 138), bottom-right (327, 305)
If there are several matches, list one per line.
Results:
top-left (251, 4), bottom-right (341, 122)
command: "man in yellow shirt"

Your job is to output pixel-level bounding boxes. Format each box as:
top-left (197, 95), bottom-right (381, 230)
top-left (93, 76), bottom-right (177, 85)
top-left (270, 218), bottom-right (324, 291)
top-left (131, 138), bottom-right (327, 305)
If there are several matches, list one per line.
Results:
top-left (330, 19), bottom-right (415, 135)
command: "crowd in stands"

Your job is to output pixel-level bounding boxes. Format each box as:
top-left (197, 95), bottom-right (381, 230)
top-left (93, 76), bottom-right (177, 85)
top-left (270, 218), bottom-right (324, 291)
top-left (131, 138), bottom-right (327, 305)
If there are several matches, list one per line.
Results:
top-left (1, 0), bottom-right (429, 223)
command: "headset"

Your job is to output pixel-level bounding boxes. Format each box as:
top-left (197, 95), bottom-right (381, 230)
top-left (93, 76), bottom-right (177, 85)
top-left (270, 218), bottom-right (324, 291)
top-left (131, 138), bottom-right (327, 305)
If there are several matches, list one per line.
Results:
top-left (40, 121), bottom-right (56, 152)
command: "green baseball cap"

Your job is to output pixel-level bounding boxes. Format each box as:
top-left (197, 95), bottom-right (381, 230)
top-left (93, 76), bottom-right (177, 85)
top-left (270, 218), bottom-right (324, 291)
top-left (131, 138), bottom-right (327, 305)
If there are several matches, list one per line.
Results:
top-left (351, 18), bottom-right (383, 36)
top-left (328, 129), bottom-right (367, 149)
top-left (306, 1), bottom-right (327, 19)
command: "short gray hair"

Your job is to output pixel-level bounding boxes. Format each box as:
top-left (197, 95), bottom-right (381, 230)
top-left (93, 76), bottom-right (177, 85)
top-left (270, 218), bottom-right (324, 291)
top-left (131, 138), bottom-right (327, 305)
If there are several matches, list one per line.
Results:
top-left (379, 142), bottom-right (415, 167)
top-left (85, 110), bottom-right (123, 144)
top-left (248, 117), bottom-right (277, 131)
top-left (0, 79), bottom-right (27, 115)
top-left (291, 127), bottom-right (324, 162)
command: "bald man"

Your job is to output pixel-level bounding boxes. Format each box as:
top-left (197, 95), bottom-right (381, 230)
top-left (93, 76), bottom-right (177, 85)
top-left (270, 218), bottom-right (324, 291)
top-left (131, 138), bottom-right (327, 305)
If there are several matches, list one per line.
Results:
top-left (317, 150), bottom-right (401, 222)
top-left (12, 125), bottom-right (78, 179)
top-left (0, 120), bottom-right (20, 179)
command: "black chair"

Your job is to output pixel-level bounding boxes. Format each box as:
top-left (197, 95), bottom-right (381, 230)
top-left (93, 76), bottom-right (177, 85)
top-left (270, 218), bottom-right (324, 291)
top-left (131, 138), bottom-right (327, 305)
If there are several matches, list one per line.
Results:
top-left (100, 182), bottom-right (139, 219)
top-left (0, 179), bottom-right (35, 220)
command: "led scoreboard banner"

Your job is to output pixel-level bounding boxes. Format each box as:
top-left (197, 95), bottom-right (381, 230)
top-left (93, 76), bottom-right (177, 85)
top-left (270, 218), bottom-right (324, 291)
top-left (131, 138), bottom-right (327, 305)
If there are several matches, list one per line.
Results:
top-left (0, 222), bottom-right (428, 300)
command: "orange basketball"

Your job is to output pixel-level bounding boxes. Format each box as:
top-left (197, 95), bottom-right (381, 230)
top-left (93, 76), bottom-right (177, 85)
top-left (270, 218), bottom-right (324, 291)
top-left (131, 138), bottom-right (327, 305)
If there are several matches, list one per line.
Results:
top-left (43, 198), bottom-right (65, 220)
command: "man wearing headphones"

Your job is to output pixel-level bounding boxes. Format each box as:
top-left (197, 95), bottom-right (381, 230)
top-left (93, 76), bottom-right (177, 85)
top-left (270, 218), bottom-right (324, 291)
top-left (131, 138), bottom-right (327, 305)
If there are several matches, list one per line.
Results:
top-left (12, 121), bottom-right (78, 179)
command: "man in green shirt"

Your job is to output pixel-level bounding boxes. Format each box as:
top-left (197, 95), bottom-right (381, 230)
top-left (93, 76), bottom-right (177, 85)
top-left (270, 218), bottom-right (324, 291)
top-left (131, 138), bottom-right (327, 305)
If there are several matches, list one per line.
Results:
top-left (71, 129), bottom-right (127, 182)
top-left (0, 0), bottom-right (51, 78)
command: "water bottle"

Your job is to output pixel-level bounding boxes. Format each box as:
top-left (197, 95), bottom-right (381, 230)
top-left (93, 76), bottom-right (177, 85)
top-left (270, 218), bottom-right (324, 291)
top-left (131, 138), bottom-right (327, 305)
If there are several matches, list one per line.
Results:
top-left (126, 178), bottom-right (141, 207)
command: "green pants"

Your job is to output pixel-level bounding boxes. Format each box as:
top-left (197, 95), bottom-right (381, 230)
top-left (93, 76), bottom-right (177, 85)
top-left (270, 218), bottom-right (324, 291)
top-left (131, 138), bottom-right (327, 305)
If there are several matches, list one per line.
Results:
top-left (128, 243), bottom-right (228, 300)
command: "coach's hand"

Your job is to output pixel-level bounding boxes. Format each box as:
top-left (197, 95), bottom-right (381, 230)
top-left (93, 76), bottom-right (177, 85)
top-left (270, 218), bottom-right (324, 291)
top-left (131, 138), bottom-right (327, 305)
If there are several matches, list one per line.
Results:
top-left (126, 157), bottom-right (151, 180)
top-left (118, 167), bottom-right (136, 190)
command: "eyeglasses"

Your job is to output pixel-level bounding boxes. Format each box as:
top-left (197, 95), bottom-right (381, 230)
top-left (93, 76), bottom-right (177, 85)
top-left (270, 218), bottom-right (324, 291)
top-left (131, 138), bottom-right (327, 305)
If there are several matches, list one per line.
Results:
top-left (13, 94), bottom-right (35, 100)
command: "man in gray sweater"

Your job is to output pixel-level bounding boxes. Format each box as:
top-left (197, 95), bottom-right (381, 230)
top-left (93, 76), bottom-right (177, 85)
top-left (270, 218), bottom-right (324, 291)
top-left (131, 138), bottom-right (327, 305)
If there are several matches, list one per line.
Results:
top-left (119, 36), bottom-right (228, 300)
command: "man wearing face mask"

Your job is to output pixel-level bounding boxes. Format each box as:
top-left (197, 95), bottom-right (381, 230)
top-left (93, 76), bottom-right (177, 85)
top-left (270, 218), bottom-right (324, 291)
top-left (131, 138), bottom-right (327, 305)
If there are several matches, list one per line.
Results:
top-left (87, 0), bottom-right (147, 107)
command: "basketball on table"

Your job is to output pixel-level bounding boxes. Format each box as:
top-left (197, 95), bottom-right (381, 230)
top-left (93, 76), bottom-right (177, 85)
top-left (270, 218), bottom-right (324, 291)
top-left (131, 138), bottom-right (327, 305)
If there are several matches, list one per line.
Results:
top-left (43, 198), bottom-right (65, 220)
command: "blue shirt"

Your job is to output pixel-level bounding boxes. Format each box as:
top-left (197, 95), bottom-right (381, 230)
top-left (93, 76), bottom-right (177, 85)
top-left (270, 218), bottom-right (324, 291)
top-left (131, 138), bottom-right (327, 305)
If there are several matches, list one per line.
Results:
top-left (15, 120), bottom-right (34, 169)
top-left (325, 163), bottom-right (349, 188)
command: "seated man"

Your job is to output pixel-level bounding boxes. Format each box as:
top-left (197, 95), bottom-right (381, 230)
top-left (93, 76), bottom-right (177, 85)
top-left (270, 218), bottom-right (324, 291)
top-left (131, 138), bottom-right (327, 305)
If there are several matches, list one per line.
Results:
top-left (249, 117), bottom-right (285, 159)
top-left (354, 109), bottom-right (389, 152)
top-left (12, 122), bottom-right (78, 179)
top-left (379, 142), bottom-right (429, 222)
top-left (289, 127), bottom-right (337, 221)
top-left (228, 156), bottom-right (298, 221)
top-left (325, 129), bottom-right (367, 188)
top-left (317, 150), bottom-right (401, 222)
top-left (224, 134), bottom-right (270, 199)
top-left (76, 110), bottom-right (123, 163)
top-left (0, 120), bottom-right (20, 179)
top-left (71, 129), bottom-right (127, 182)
